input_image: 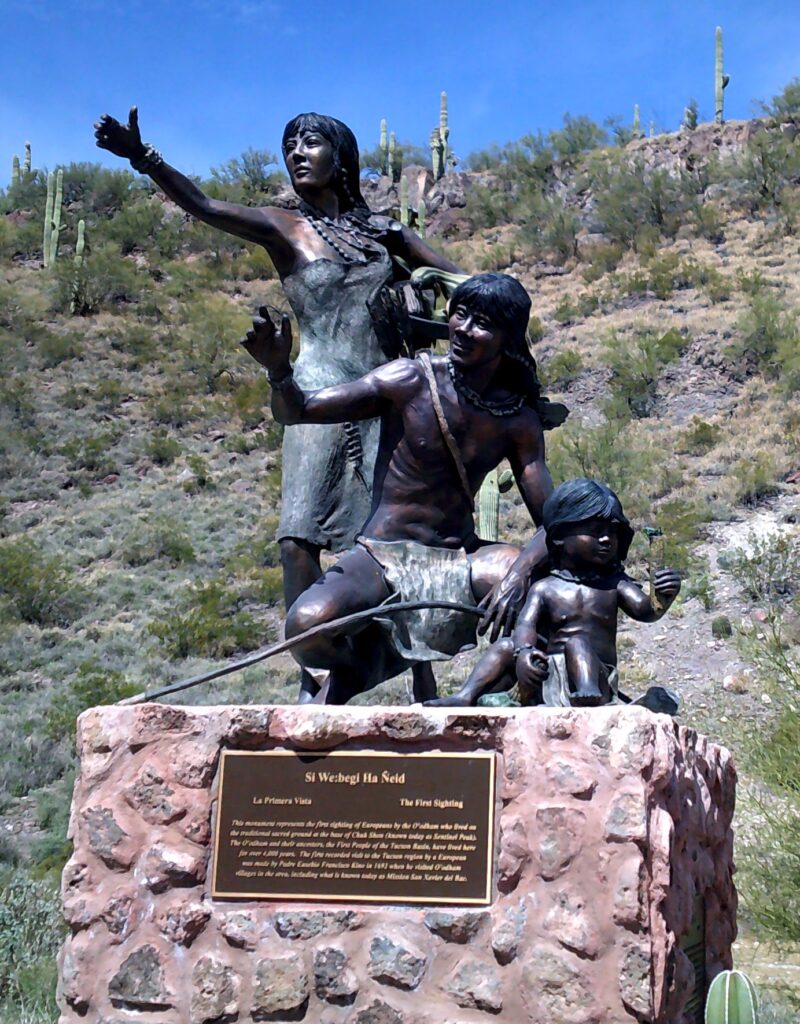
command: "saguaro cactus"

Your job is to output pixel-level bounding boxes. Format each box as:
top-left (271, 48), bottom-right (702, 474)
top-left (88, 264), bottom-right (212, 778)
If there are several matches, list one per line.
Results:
top-left (379, 118), bottom-right (388, 176)
top-left (430, 128), bottom-right (443, 180)
top-left (417, 198), bottom-right (426, 238)
top-left (388, 131), bottom-right (399, 182)
top-left (715, 26), bottom-right (730, 124)
top-left (705, 970), bottom-right (759, 1024)
top-left (23, 141), bottom-right (31, 176)
top-left (440, 91), bottom-right (450, 171)
top-left (12, 155), bottom-right (20, 186)
top-left (633, 104), bottom-right (643, 138)
top-left (399, 175), bottom-right (409, 226)
top-left (43, 168), bottom-right (64, 268)
top-left (478, 470), bottom-right (501, 541)
top-left (70, 219), bottom-right (86, 314)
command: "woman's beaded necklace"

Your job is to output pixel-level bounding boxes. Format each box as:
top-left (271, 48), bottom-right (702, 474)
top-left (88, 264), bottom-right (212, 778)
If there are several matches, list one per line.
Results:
top-left (298, 202), bottom-right (384, 264)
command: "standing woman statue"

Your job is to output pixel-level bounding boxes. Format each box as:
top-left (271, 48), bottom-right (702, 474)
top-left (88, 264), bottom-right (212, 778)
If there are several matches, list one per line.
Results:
top-left (94, 106), bottom-right (461, 702)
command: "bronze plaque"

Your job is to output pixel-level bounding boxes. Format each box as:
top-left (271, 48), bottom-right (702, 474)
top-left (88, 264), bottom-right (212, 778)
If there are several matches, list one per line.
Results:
top-left (211, 750), bottom-right (496, 904)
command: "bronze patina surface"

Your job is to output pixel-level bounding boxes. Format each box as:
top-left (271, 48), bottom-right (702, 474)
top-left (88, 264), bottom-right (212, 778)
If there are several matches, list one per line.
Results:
top-left (212, 749), bottom-right (495, 904)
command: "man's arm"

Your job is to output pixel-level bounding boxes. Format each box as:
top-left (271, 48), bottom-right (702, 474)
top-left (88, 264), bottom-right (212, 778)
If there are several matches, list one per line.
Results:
top-left (240, 308), bottom-right (416, 425)
top-left (618, 571), bottom-right (681, 622)
top-left (479, 412), bottom-right (554, 640)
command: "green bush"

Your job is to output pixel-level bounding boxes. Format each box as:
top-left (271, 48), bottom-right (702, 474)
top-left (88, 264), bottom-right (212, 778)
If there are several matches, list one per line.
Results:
top-left (149, 580), bottom-right (266, 659)
top-left (736, 129), bottom-right (800, 212)
top-left (0, 870), bottom-right (63, 1008)
top-left (144, 429), bottom-right (182, 466)
top-left (0, 539), bottom-right (84, 626)
top-left (232, 375), bottom-right (270, 430)
top-left (729, 451), bottom-right (781, 506)
top-left (602, 326), bottom-right (688, 418)
top-left (721, 531), bottom-right (800, 603)
top-left (59, 431), bottom-right (119, 478)
top-left (122, 518), bottom-right (196, 566)
top-left (35, 328), bottom-right (82, 368)
top-left (677, 417), bottom-right (723, 455)
top-left (581, 242), bottom-right (623, 283)
top-left (44, 662), bottom-right (137, 745)
top-left (541, 348), bottom-right (584, 387)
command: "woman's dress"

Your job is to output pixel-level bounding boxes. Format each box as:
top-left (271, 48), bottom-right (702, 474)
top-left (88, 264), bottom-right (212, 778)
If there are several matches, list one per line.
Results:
top-left (277, 249), bottom-right (395, 551)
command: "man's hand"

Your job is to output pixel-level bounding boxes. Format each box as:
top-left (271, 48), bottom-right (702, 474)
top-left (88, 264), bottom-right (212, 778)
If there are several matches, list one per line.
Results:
top-left (654, 568), bottom-right (681, 602)
top-left (241, 306), bottom-right (293, 379)
top-left (478, 569), bottom-right (528, 642)
top-left (94, 106), bottom-right (145, 161)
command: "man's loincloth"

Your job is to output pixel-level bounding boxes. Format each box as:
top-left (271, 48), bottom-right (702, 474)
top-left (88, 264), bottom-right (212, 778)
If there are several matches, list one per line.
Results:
top-left (540, 651), bottom-right (619, 707)
top-left (358, 537), bottom-right (477, 662)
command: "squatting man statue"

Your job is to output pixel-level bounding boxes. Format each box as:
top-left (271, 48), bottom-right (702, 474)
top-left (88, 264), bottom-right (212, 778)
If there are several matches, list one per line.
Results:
top-left (242, 272), bottom-right (569, 704)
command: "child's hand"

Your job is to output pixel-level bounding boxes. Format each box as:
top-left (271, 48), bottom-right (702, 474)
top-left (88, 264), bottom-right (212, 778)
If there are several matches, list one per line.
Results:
top-left (515, 649), bottom-right (548, 687)
top-left (654, 568), bottom-right (681, 601)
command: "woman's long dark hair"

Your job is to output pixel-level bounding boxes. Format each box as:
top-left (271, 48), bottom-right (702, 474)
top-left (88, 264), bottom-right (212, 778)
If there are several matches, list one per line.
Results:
top-left (282, 112), bottom-right (370, 218)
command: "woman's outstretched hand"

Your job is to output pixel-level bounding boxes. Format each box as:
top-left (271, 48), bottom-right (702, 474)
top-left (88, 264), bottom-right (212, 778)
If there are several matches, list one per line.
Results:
top-left (94, 105), bottom-right (145, 161)
top-left (241, 306), bottom-right (293, 380)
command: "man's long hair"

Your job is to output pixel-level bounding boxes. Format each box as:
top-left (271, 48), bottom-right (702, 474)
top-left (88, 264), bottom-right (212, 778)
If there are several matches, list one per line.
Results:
top-left (448, 272), bottom-right (542, 406)
top-left (282, 112), bottom-right (370, 217)
top-left (542, 478), bottom-right (635, 564)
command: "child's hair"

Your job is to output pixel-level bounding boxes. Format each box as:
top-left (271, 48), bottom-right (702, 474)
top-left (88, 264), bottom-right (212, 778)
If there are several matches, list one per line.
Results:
top-left (542, 478), bottom-right (634, 563)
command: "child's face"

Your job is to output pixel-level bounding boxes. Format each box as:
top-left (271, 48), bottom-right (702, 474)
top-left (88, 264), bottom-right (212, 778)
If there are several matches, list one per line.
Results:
top-left (558, 517), bottom-right (619, 570)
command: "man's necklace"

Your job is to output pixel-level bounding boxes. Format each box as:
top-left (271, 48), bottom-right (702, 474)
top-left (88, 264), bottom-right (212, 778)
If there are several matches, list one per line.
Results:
top-left (298, 202), bottom-right (384, 264)
top-left (447, 356), bottom-right (525, 417)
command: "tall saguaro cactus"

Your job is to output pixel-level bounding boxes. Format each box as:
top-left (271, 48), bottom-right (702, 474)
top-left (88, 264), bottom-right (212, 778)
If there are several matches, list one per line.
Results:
top-left (633, 104), bottom-right (642, 138)
top-left (399, 175), bottom-right (409, 226)
top-left (70, 219), bottom-right (86, 314)
top-left (12, 155), bottom-right (20, 186)
top-left (379, 118), bottom-right (388, 176)
top-left (478, 470), bottom-right (501, 541)
top-left (430, 128), bottom-right (443, 180)
top-left (43, 168), bottom-right (64, 268)
top-left (439, 91), bottom-right (450, 171)
top-left (23, 141), bottom-right (31, 176)
top-left (388, 131), bottom-right (399, 182)
top-left (715, 26), bottom-right (730, 124)
top-left (417, 198), bottom-right (426, 239)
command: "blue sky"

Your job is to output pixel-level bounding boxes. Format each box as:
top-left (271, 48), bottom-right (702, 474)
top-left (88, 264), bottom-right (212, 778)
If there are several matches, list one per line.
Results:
top-left (2, 1), bottom-right (799, 181)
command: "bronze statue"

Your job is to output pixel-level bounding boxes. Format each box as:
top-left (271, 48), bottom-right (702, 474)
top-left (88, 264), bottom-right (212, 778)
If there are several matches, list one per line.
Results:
top-left (427, 478), bottom-right (682, 708)
top-left (94, 107), bottom-right (461, 703)
top-left (242, 272), bottom-right (569, 704)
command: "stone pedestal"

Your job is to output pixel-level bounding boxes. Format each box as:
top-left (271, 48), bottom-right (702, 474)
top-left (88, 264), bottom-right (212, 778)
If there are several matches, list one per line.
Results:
top-left (59, 704), bottom-right (736, 1024)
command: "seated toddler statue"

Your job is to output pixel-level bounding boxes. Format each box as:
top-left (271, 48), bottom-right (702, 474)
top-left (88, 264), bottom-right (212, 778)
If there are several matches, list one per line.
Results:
top-left (426, 478), bottom-right (681, 709)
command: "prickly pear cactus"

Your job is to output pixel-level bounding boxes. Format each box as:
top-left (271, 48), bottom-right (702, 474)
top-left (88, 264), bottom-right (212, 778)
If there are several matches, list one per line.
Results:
top-left (705, 970), bottom-right (759, 1024)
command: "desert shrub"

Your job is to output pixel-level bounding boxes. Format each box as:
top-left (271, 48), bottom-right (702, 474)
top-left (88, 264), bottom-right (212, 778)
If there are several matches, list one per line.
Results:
top-left (728, 451), bottom-right (781, 506)
top-left (175, 294), bottom-right (251, 394)
top-left (0, 539), bottom-right (84, 626)
top-left (721, 530), bottom-right (800, 603)
top-left (736, 128), bottom-right (800, 212)
top-left (59, 431), bottom-right (119, 478)
top-left (729, 291), bottom-right (796, 371)
top-left (527, 315), bottom-right (545, 343)
top-left (586, 155), bottom-right (685, 249)
top-left (184, 454), bottom-right (214, 491)
top-left (677, 417), bottom-right (723, 455)
top-left (541, 349), bottom-right (584, 388)
top-left (93, 379), bottom-right (125, 412)
top-left (602, 326), bottom-right (688, 418)
top-left (44, 662), bottom-right (138, 745)
top-left (552, 293), bottom-right (598, 325)
top-left (144, 380), bottom-right (196, 427)
top-left (107, 322), bottom-right (158, 370)
top-left (648, 498), bottom-right (711, 576)
top-left (0, 870), bottom-right (63, 1008)
top-left (122, 518), bottom-right (196, 567)
top-left (144, 429), bottom-right (181, 465)
top-left (232, 375), bottom-right (270, 430)
top-left (35, 328), bottom-right (82, 368)
top-left (581, 242), bottom-right (623, 283)
top-left (689, 199), bottom-right (725, 243)
top-left (546, 413), bottom-right (659, 520)
top-left (149, 580), bottom-right (265, 659)
top-left (53, 243), bottom-right (151, 315)
top-left (207, 148), bottom-right (286, 205)
top-left (104, 197), bottom-right (183, 257)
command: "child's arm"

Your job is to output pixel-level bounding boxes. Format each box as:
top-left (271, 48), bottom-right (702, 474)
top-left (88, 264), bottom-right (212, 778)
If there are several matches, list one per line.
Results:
top-left (511, 583), bottom-right (549, 686)
top-left (618, 569), bottom-right (681, 622)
